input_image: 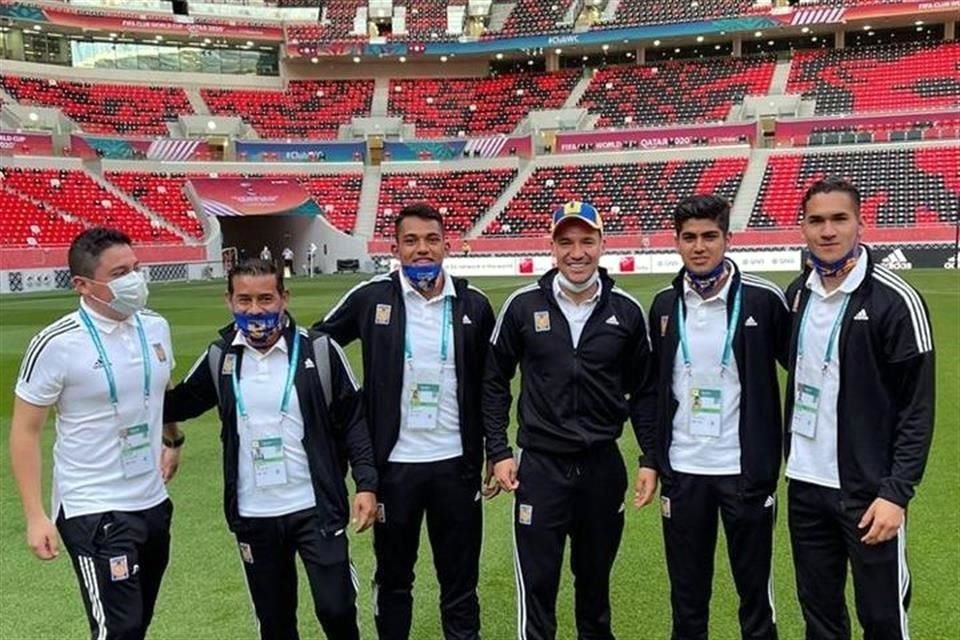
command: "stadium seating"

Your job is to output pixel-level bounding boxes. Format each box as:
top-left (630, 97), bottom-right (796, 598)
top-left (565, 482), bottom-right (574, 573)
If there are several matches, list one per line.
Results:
top-left (494, 0), bottom-right (568, 36)
top-left (483, 157), bottom-right (748, 236)
top-left (603, 0), bottom-right (753, 28)
top-left (2, 168), bottom-right (183, 243)
top-left (0, 184), bottom-right (88, 247)
top-left (749, 147), bottom-right (960, 228)
top-left (786, 42), bottom-right (960, 115)
top-left (580, 57), bottom-right (775, 127)
top-left (0, 76), bottom-right (192, 136)
top-left (105, 172), bottom-right (205, 240)
top-left (396, 1), bottom-right (462, 40)
top-left (388, 70), bottom-right (579, 137)
top-left (375, 168), bottom-right (517, 237)
top-left (105, 171), bottom-right (362, 234)
top-left (201, 80), bottom-right (374, 139)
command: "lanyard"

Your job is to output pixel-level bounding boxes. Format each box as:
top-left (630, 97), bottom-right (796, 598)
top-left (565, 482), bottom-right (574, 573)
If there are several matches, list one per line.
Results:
top-left (677, 282), bottom-right (742, 373)
top-left (798, 292), bottom-right (850, 372)
top-left (404, 296), bottom-right (453, 363)
top-left (78, 307), bottom-right (151, 413)
top-left (231, 333), bottom-right (300, 420)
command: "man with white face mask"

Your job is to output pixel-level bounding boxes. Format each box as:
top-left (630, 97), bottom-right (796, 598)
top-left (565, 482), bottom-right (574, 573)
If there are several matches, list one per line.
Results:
top-left (484, 201), bottom-right (658, 640)
top-left (10, 227), bottom-right (182, 640)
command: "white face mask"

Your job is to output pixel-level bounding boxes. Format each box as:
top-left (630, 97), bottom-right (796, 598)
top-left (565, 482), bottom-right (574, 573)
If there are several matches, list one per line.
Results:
top-left (556, 268), bottom-right (599, 294)
top-left (92, 270), bottom-right (149, 317)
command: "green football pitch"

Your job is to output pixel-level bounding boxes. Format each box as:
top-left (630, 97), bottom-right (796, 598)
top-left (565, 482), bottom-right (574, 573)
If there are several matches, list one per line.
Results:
top-left (1, 271), bottom-right (957, 639)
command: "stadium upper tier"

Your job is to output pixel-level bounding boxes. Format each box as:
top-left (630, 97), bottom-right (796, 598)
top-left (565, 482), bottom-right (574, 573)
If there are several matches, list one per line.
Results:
top-left (786, 41), bottom-right (960, 115)
top-left (388, 70), bottom-right (580, 138)
top-left (483, 157), bottom-right (749, 236)
top-left (579, 56), bottom-right (776, 128)
top-left (750, 146), bottom-right (960, 229)
top-left (0, 76), bottom-right (192, 136)
top-left (1, 41), bottom-right (956, 139)
top-left (375, 168), bottom-right (518, 238)
top-left (201, 80), bottom-right (375, 139)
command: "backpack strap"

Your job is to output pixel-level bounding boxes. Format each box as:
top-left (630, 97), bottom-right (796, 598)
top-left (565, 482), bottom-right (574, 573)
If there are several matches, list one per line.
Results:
top-left (311, 334), bottom-right (332, 410)
top-left (206, 342), bottom-right (223, 405)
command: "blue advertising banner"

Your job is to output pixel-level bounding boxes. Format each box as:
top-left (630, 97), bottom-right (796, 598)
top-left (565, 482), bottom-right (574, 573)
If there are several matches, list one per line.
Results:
top-left (235, 140), bottom-right (366, 163)
top-left (383, 139), bottom-right (468, 161)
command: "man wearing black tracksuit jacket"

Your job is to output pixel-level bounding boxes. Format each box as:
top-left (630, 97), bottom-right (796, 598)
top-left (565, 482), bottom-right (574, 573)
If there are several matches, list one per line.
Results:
top-left (164, 260), bottom-right (377, 640)
top-left (785, 178), bottom-right (935, 640)
top-left (648, 195), bottom-right (789, 640)
top-left (314, 204), bottom-right (495, 640)
top-left (485, 201), bottom-right (657, 640)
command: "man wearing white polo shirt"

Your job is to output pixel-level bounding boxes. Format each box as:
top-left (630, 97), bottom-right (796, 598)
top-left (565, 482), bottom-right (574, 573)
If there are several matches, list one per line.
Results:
top-left (10, 227), bottom-right (182, 640)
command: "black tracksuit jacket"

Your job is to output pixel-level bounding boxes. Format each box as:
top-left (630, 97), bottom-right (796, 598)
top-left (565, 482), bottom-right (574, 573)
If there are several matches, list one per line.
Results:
top-left (313, 271), bottom-right (496, 478)
top-left (163, 316), bottom-right (377, 534)
top-left (483, 268), bottom-right (657, 467)
top-left (648, 261), bottom-right (790, 494)
top-left (784, 247), bottom-right (936, 508)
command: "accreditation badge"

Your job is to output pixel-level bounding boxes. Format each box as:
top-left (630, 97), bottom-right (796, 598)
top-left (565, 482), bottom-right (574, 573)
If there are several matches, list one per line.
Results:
top-left (688, 373), bottom-right (723, 438)
top-left (405, 364), bottom-right (442, 431)
top-left (119, 423), bottom-right (154, 478)
top-left (252, 435), bottom-right (287, 488)
top-left (791, 382), bottom-right (821, 438)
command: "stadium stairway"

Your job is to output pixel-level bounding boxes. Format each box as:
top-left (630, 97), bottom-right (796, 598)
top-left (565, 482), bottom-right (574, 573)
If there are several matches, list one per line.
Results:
top-left (600, 0), bottom-right (622, 22)
top-left (487, 2), bottom-right (515, 33)
top-left (185, 88), bottom-right (210, 116)
top-left (85, 167), bottom-right (193, 242)
top-left (769, 60), bottom-right (792, 96)
top-left (562, 71), bottom-right (594, 110)
top-left (354, 165), bottom-right (383, 237)
top-left (466, 158), bottom-right (537, 238)
top-left (730, 149), bottom-right (772, 231)
top-left (371, 78), bottom-right (391, 117)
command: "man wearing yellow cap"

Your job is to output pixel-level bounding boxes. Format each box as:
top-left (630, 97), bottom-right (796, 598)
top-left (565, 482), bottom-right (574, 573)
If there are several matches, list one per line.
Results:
top-left (483, 201), bottom-right (658, 640)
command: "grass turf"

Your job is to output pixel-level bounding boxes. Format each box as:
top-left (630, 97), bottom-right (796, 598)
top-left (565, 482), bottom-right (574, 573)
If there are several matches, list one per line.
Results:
top-left (0, 270), bottom-right (957, 639)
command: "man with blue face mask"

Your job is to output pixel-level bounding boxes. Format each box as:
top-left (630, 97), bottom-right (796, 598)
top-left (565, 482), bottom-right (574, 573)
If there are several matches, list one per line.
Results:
top-left (163, 259), bottom-right (378, 640)
top-left (315, 203), bottom-right (496, 640)
top-left (10, 227), bottom-right (182, 640)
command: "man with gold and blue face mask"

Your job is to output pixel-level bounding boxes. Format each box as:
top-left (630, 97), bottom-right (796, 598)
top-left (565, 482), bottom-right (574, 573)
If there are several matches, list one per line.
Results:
top-left (315, 203), bottom-right (496, 640)
top-left (164, 259), bottom-right (377, 640)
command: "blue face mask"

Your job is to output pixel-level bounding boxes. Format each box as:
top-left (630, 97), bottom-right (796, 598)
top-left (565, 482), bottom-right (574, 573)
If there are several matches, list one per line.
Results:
top-left (233, 311), bottom-right (283, 345)
top-left (401, 263), bottom-right (442, 293)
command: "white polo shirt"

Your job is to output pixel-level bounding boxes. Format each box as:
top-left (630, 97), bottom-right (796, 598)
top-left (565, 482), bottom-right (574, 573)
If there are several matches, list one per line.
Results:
top-left (232, 331), bottom-right (316, 518)
top-left (669, 272), bottom-right (742, 475)
top-left (390, 271), bottom-right (463, 463)
top-left (553, 274), bottom-right (602, 348)
top-left (15, 300), bottom-right (174, 519)
top-left (786, 248), bottom-right (868, 488)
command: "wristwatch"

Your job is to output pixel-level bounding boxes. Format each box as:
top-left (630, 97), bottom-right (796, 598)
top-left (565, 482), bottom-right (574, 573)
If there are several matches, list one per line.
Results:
top-left (163, 432), bottom-right (186, 448)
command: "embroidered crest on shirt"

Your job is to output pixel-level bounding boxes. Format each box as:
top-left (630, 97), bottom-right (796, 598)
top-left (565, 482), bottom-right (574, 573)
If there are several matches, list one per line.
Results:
top-left (462, 314), bottom-right (472, 325)
top-left (221, 353), bottom-right (236, 375)
top-left (605, 315), bottom-right (619, 326)
top-left (152, 343), bottom-right (167, 363)
top-left (853, 308), bottom-right (869, 321)
top-left (375, 304), bottom-right (392, 325)
top-left (533, 311), bottom-right (551, 333)
top-left (745, 316), bottom-right (758, 327)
